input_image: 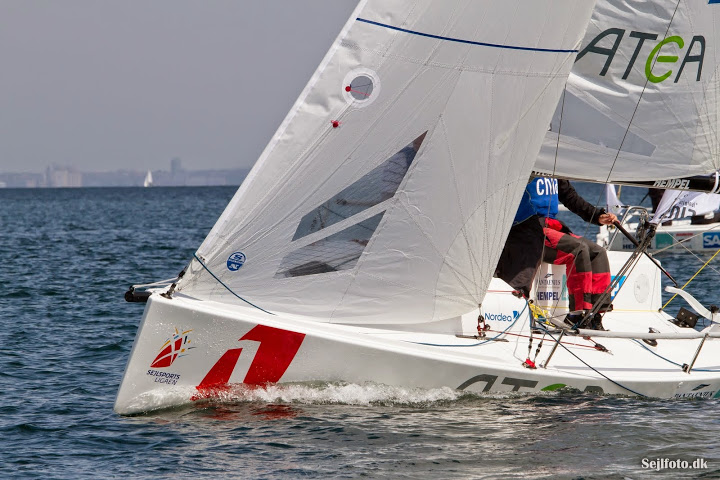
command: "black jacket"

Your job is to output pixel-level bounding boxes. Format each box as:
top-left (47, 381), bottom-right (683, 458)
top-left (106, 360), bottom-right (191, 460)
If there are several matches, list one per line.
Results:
top-left (558, 179), bottom-right (605, 226)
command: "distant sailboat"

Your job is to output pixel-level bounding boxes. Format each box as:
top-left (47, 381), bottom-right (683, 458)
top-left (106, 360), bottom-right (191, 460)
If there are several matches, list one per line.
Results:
top-left (143, 170), bottom-right (153, 188)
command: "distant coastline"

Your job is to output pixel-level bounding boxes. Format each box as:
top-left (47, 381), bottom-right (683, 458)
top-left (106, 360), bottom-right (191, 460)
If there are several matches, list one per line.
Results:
top-left (0, 159), bottom-right (250, 188)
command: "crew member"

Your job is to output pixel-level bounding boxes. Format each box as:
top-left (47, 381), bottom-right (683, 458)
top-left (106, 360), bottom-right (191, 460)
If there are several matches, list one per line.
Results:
top-left (495, 177), bottom-right (617, 329)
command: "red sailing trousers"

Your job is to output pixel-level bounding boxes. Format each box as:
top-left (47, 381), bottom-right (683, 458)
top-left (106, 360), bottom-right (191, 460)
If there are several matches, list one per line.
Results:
top-left (542, 218), bottom-right (611, 311)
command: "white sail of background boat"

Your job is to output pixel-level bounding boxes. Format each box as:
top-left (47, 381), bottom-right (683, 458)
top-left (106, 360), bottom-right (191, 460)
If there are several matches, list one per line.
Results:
top-left (535, 0), bottom-right (720, 183)
top-left (598, 183), bottom-right (720, 253)
top-left (143, 170), bottom-right (153, 188)
top-left (117, 0), bottom-right (720, 415)
top-left (652, 188), bottom-right (720, 224)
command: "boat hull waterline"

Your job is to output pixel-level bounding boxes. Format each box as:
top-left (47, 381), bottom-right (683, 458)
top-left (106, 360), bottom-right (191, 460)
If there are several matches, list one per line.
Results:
top-left (115, 277), bottom-right (720, 414)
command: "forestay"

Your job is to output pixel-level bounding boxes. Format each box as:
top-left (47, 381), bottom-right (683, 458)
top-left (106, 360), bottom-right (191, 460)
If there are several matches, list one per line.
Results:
top-left (536, 0), bottom-right (720, 182)
top-left (177, 0), bottom-right (596, 324)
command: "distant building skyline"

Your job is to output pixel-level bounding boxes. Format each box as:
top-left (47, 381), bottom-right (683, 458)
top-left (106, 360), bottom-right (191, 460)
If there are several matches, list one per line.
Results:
top-left (0, 157), bottom-right (249, 188)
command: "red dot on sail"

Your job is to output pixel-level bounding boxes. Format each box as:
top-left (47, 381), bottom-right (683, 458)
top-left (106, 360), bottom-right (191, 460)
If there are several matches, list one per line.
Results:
top-left (345, 85), bottom-right (351, 92)
top-left (331, 121), bottom-right (340, 128)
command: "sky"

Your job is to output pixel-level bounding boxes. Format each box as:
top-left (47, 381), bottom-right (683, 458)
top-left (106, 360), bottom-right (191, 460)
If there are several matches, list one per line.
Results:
top-left (0, 1), bottom-right (359, 173)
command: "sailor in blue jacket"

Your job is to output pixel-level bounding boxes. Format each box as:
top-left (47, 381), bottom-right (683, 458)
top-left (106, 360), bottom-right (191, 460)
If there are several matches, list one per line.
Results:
top-left (495, 177), bottom-right (617, 329)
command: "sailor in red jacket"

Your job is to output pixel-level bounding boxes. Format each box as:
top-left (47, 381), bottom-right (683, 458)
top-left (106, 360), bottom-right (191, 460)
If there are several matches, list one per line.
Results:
top-left (496, 177), bottom-right (617, 329)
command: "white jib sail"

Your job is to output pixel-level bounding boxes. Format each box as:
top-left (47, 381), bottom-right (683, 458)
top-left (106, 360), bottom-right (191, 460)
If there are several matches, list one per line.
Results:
top-left (536, 0), bottom-right (720, 182)
top-left (605, 183), bottom-right (623, 214)
top-left (651, 188), bottom-right (720, 224)
top-left (178, 0), bottom-right (596, 324)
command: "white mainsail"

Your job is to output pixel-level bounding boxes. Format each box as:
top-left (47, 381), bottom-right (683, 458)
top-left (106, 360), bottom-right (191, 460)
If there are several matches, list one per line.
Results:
top-left (177, 0), bottom-right (596, 324)
top-left (143, 170), bottom-right (153, 188)
top-left (535, 0), bottom-right (720, 182)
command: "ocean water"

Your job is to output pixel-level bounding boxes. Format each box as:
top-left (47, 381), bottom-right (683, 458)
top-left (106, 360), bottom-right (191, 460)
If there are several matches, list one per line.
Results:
top-left (3, 185), bottom-right (720, 479)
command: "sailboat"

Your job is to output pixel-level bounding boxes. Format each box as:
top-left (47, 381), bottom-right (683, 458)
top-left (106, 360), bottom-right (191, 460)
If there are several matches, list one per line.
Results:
top-left (598, 184), bottom-right (720, 253)
top-left (143, 170), bottom-right (154, 188)
top-left (116, 0), bottom-right (720, 415)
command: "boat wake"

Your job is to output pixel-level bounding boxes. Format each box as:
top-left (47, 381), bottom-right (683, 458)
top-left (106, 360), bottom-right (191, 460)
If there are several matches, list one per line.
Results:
top-left (203, 382), bottom-right (466, 406)
top-left (123, 381), bottom-right (570, 415)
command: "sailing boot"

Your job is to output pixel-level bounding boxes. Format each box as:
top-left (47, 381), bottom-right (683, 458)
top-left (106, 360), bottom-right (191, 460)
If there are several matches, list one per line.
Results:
top-left (564, 313), bottom-right (587, 329)
top-left (590, 312), bottom-right (607, 331)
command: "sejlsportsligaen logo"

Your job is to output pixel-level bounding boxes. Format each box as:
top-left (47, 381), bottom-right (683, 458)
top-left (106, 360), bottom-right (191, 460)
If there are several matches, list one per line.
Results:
top-left (150, 328), bottom-right (193, 368)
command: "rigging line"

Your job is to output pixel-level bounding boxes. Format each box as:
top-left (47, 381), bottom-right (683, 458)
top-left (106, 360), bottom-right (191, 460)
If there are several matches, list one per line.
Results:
top-left (589, 68), bottom-right (705, 316)
top-left (631, 338), bottom-right (720, 372)
top-left (550, 79), bottom-right (603, 242)
top-left (602, 0), bottom-right (682, 186)
top-left (582, 1), bottom-right (684, 237)
top-left (585, 240), bottom-right (647, 322)
top-left (486, 328), bottom-right (598, 350)
top-left (674, 243), bottom-right (720, 278)
top-left (543, 80), bottom-right (603, 314)
top-left (651, 225), bottom-right (720, 278)
top-left (543, 330), bottom-right (647, 397)
top-left (192, 253), bottom-right (275, 316)
top-left (534, 84), bottom-right (569, 308)
top-left (663, 247), bottom-right (720, 309)
top-left (653, 221), bottom-right (720, 256)
top-left (544, 80), bottom-right (598, 315)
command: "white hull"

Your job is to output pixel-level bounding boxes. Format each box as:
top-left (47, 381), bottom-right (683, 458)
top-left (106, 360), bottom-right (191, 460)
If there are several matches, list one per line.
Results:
top-left (116, 252), bottom-right (720, 414)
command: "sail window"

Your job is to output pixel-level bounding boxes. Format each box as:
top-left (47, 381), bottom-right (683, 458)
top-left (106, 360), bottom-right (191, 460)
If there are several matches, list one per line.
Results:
top-left (347, 75), bottom-right (374, 100)
top-left (342, 68), bottom-right (381, 107)
top-left (276, 213), bottom-right (385, 278)
top-left (292, 131), bottom-right (427, 241)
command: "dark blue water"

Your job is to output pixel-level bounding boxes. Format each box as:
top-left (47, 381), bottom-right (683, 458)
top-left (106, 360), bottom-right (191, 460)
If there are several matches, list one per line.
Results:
top-left (3, 185), bottom-right (720, 479)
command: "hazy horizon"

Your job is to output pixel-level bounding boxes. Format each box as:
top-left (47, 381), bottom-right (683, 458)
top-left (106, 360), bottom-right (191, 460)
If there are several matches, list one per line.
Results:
top-left (1, 1), bottom-right (359, 174)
